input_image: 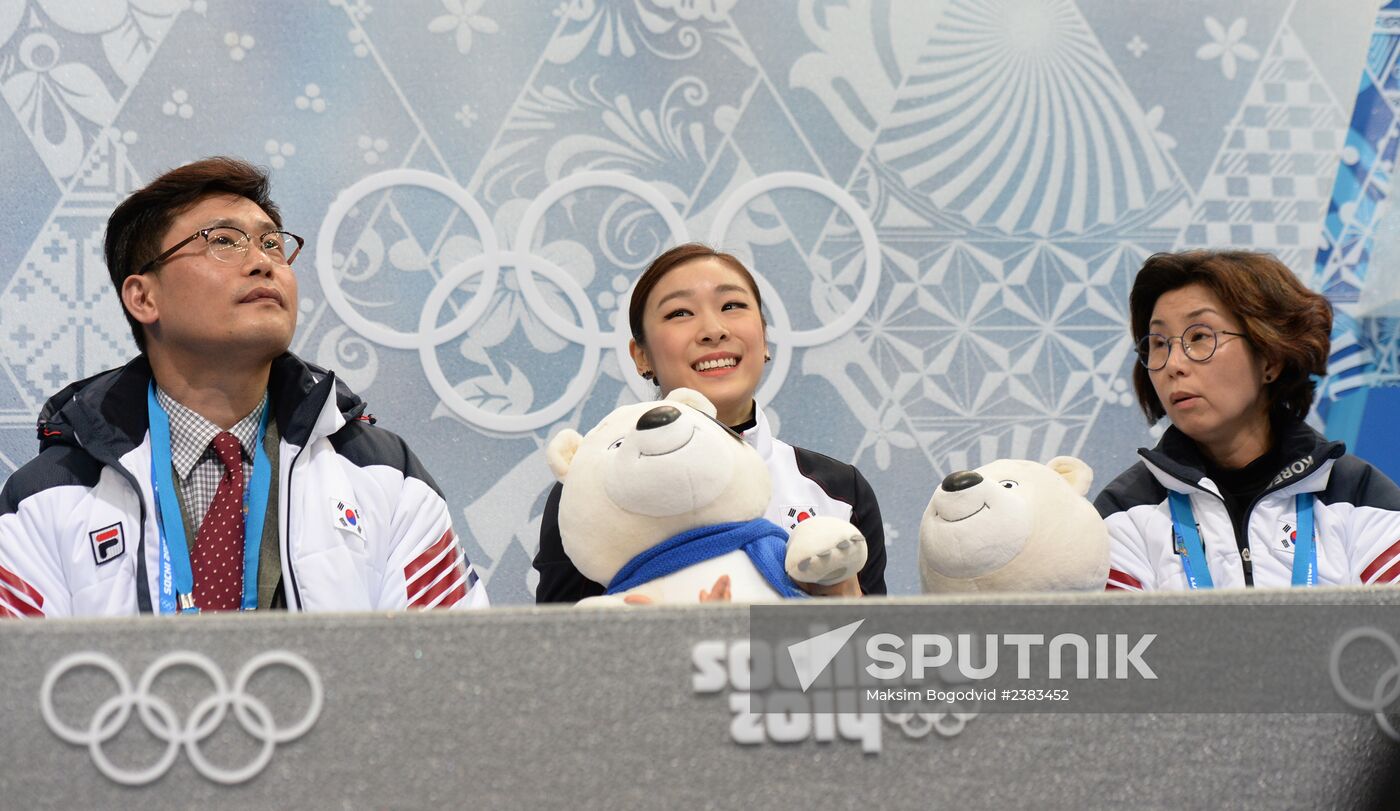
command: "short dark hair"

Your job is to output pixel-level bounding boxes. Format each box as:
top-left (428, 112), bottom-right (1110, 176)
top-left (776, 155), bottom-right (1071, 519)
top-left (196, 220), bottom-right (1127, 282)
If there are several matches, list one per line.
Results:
top-left (628, 243), bottom-right (767, 387)
top-left (104, 156), bottom-right (282, 351)
top-left (1128, 250), bottom-right (1332, 424)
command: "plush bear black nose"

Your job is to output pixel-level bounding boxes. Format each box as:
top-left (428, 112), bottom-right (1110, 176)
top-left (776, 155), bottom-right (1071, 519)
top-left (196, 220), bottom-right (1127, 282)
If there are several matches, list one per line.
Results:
top-left (941, 470), bottom-right (983, 492)
top-left (636, 405), bottom-right (681, 431)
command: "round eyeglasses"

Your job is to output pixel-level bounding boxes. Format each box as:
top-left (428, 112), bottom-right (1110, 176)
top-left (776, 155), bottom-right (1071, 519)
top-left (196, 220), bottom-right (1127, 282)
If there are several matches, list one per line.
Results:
top-left (1136, 324), bottom-right (1248, 371)
top-left (138, 226), bottom-right (305, 274)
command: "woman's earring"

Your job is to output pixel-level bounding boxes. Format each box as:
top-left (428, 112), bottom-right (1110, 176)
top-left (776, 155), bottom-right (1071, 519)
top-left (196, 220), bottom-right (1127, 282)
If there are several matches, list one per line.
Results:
top-left (641, 370), bottom-right (654, 381)
top-left (764, 353), bottom-right (771, 363)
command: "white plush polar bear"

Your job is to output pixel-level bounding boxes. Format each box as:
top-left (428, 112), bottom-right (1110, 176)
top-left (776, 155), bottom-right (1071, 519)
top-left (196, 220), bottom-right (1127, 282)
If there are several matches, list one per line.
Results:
top-left (919, 457), bottom-right (1109, 593)
top-left (546, 388), bottom-right (867, 605)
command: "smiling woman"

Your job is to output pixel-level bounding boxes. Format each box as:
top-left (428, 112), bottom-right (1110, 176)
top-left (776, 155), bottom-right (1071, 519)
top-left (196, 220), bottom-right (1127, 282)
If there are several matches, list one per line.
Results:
top-left (625, 245), bottom-right (768, 426)
top-left (533, 243), bottom-right (888, 602)
top-left (1094, 250), bottom-right (1400, 592)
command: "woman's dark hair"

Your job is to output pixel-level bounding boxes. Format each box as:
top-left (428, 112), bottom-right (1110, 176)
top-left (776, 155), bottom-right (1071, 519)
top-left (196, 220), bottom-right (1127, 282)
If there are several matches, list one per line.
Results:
top-left (104, 156), bottom-right (282, 351)
top-left (628, 244), bottom-right (766, 381)
top-left (1128, 250), bottom-right (1331, 423)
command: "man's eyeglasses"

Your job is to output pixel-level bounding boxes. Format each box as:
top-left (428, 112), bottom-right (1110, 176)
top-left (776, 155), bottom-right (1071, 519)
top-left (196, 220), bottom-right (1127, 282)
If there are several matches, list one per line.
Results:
top-left (1136, 324), bottom-right (1248, 371)
top-left (138, 226), bottom-right (305, 274)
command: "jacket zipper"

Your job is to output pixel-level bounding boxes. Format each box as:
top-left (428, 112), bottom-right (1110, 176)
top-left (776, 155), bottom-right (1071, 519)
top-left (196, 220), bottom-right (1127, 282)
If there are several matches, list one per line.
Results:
top-left (131, 472), bottom-right (154, 613)
top-left (104, 455), bottom-right (154, 613)
top-left (1208, 488), bottom-right (1255, 587)
top-left (1236, 483), bottom-right (1309, 588)
top-left (283, 442), bottom-right (307, 610)
top-left (1179, 476), bottom-right (1323, 588)
top-left (1164, 480), bottom-right (1253, 587)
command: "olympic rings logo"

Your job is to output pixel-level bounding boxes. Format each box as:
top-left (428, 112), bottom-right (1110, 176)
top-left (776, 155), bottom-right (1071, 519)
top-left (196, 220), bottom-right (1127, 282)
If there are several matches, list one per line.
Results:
top-left (1328, 627), bottom-right (1400, 741)
top-left (884, 710), bottom-right (978, 740)
top-left (40, 650), bottom-right (323, 785)
top-left (316, 169), bottom-right (882, 432)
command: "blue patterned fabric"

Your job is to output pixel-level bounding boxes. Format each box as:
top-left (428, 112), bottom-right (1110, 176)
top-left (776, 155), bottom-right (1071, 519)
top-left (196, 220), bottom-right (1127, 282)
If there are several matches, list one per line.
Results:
top-left (1311, 2), bottom-right (1400, 481)
top-left (605, 519), bottom-right (805, 599)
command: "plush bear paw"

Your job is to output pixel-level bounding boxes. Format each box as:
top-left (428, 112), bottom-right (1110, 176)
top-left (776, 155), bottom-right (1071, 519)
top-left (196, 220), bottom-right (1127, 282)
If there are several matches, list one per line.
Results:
top-left (785, 516), bottom-right (868, 586)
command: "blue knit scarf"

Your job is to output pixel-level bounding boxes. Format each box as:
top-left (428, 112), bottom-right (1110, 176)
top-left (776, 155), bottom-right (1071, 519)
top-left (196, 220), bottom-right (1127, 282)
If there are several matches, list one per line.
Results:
top-left (605, 518), bottom-right (808, 598)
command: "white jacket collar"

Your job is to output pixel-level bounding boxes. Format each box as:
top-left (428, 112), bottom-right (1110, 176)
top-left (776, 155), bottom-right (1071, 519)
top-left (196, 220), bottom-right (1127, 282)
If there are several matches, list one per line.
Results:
top-left (740, 403), bottom-right (775, 461)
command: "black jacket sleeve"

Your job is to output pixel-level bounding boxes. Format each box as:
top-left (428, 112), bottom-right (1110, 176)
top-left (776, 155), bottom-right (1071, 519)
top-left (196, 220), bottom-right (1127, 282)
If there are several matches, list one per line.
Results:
top-left (849, 467), bottom-right (888, 595)
top-left (532, 482), bottom-right (605, 604)
top-left (792, 446), bottom-right (888, 595)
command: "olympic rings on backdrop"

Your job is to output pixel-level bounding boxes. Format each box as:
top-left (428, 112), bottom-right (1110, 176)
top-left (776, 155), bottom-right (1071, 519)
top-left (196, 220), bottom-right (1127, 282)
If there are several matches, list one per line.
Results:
top-left (40, 650), bottom-right (323, 785)
top-left (707, 171), bottom-right (882, 348)
top-left (418, 251), bottom-right (602, 432)
top-left (512, 170), bottom-right (689, 346)
top-left (316, 169), bottom-right (883, 429)
top-left (1328, 626), bottom-right (1400, 741)
top-left (317, 169), bottom-right (501, 351)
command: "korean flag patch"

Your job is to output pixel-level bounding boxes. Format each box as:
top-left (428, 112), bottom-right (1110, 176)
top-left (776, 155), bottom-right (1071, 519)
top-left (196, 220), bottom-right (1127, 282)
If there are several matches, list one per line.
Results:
top-left (88, 522), bottom-right (125, 566)
top-left (1276, 518), bottom-right (1298, 554)
top-left (785, 506), bottom-right (818, 530)
top-left (332, 499), bottom-right (366, 540)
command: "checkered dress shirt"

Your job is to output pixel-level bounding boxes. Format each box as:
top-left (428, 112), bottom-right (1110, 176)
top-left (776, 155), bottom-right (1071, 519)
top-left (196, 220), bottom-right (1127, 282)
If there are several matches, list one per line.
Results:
top-left (154, 388), bottom-right (267, 532)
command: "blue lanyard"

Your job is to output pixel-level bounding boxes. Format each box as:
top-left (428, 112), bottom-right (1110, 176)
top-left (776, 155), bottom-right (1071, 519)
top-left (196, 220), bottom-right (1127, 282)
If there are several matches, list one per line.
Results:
top-left (1167, 490), bottom-right (1317, 589)
top-left (148, 384), bottom-right (273, 614)
top-left (1166, 491), bottom-right (1214, 589)
top-left (1291, 494), bottom-right (1317, 587)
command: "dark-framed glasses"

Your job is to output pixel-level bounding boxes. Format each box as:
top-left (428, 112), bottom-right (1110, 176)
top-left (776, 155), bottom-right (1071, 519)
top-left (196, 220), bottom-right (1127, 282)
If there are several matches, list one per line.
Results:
top-left (1136, 324), bottom-right (1248, 371)
top-left (138, 226), bottom-right (305, 274)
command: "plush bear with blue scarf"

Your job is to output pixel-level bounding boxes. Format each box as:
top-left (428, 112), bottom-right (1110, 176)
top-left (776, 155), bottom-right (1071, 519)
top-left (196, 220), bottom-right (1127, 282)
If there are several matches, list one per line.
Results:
top-left (546, 389), bottom-right (866, 605)
top-left (919, 457), bottom-right (1109, 593)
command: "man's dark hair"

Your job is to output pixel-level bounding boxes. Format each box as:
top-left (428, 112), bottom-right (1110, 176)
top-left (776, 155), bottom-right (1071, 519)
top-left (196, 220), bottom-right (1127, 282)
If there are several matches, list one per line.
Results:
top-left (104, 156), bottom-right (282, 351)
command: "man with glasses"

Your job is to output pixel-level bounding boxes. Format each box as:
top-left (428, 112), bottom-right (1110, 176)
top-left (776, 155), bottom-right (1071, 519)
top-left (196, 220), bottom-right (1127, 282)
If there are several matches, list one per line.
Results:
top-left (0, 157), bottom-right (488, 617)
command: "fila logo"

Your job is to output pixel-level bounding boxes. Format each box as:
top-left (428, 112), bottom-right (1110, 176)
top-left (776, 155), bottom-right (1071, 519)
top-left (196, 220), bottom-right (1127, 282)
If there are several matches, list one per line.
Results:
top-left (88, 523), bottom-right (125, 566)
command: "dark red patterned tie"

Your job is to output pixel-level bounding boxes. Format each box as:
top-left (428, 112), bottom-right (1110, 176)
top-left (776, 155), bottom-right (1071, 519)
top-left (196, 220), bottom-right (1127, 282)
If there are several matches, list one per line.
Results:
top-left (189, 432), bottom-right (245, 612)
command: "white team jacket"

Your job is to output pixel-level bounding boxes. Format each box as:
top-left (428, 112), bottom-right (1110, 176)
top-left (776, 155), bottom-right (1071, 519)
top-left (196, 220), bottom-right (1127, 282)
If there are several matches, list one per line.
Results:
top-left (0, 354), bottom-right (488, 617)
top-left (1094, 419), bottom-right (1400, 591)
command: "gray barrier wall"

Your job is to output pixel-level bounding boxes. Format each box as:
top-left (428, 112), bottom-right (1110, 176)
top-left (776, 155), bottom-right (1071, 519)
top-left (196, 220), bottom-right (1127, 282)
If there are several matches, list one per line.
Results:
top-left (2, 588), bottom-right (1399, 810)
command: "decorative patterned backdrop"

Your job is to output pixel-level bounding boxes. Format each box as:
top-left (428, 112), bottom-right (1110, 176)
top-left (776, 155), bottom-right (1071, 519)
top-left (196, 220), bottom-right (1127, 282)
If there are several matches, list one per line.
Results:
top-left (0, 0), bottom-right (1393, 602)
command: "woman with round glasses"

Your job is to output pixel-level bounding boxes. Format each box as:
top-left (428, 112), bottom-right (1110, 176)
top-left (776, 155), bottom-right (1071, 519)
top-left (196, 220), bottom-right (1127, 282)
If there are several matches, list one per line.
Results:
top-left (1094, 250), bottom-right (1400, 591)
top-left (533, 243), bottom-right (888, 602)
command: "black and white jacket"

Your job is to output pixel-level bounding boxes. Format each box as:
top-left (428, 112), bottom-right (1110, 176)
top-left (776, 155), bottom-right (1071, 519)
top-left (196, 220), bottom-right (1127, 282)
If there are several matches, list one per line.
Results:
top-left (533, 405), bottom-right (888, 601)
top-left (0, 353), bottom-right (487, 617)
top-left (1094, 419), bottom-right (1400, 591)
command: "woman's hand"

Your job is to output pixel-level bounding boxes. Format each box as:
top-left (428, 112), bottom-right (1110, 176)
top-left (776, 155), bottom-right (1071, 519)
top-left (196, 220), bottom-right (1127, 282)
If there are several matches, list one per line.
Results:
top-left (620, 574), bottom-right (733, 604)
top-left (699, 574), bottom-right (731, 602)
top-left (798, 575), bottom-right (863, 598)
